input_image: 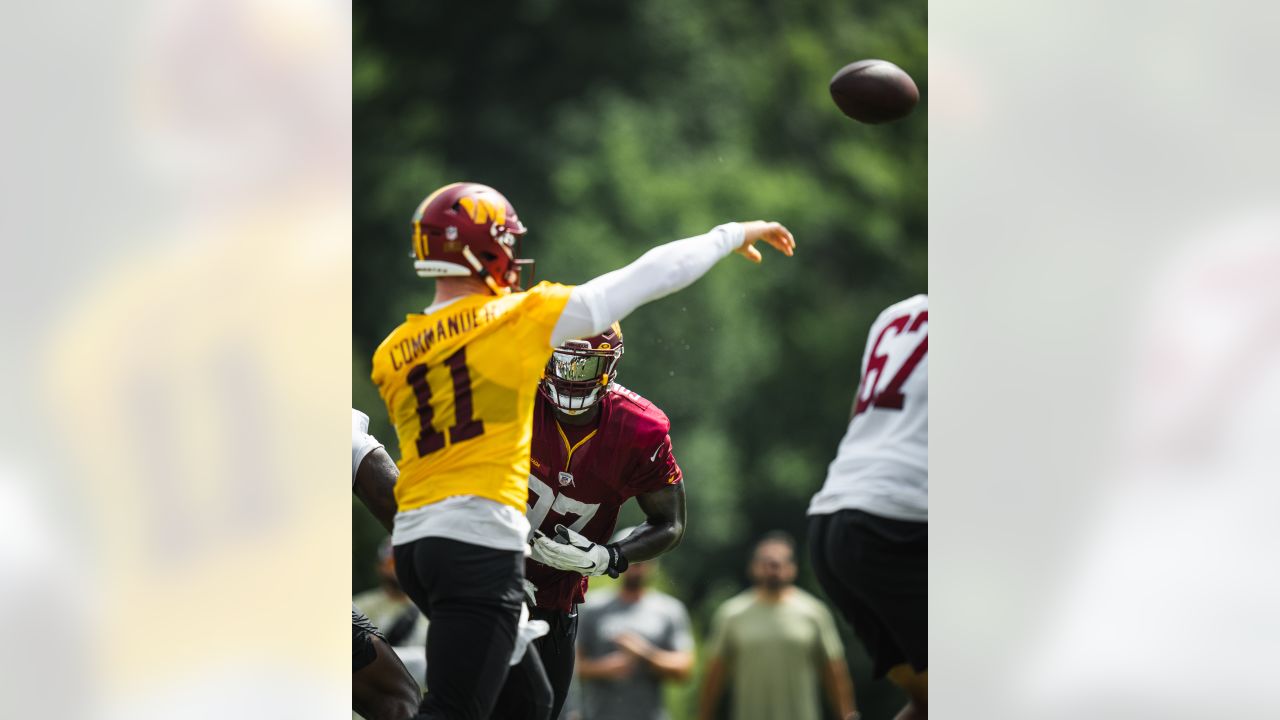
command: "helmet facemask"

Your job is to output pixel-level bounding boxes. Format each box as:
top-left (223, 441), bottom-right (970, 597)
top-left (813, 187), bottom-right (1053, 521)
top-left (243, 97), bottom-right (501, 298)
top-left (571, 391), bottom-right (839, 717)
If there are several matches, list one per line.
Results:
top-left (539, 339), bottom-right (623, 415)
top-left (496, 228), bottom-right (536, 291)
top-left (459, 223), bottom-right (532, 294)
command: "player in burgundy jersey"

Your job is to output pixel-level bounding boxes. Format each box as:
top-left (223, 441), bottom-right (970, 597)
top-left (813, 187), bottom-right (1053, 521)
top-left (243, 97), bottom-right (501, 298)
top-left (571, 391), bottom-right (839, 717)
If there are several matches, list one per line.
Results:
top-left (490, 323), bottom-right (687, 719)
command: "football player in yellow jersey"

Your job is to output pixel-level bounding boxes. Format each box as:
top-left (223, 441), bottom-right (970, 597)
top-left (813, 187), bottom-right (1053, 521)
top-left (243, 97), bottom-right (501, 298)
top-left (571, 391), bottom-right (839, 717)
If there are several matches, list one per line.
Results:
top-left (372, 181), bottom-right (794, 720)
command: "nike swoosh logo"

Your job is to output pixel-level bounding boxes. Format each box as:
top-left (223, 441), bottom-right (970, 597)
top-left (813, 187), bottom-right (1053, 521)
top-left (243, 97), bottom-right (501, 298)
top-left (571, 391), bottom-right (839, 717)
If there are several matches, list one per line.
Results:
top-left (650, 445), bottom-right (661, 462)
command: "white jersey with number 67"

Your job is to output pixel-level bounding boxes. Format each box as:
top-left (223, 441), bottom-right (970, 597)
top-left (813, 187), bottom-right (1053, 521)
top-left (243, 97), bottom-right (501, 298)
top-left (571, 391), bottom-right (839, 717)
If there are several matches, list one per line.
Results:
top-left (809, 294), bottom-right (928, 522)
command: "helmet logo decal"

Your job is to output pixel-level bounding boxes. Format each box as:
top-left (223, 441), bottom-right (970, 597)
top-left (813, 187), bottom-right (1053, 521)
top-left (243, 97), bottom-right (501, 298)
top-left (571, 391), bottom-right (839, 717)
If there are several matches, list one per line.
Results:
top-left (456, 196), bottom-right (507, 227)
top-left (445, 226), bottom-right (458, 240)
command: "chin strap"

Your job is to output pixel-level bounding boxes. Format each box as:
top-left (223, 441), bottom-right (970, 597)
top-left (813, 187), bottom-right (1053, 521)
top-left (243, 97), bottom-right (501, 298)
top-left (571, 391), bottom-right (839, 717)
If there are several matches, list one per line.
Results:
top-left (462, 245), bottom-right (510, 295)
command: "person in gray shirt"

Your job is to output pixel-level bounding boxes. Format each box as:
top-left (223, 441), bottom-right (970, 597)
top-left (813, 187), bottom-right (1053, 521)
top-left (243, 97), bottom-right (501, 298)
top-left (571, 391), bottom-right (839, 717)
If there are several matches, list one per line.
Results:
top-left (575, 559), bottom-right (694, 720)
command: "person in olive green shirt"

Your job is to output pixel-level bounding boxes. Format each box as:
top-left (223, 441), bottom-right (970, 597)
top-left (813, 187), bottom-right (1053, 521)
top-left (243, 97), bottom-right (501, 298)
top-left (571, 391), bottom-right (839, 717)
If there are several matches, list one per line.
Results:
top-left (698, 532), bottom-right (858, 720)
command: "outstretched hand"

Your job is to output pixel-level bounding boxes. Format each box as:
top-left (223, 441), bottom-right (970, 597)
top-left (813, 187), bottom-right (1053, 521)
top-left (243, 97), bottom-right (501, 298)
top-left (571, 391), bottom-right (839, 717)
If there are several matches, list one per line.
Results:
top-left (734, 221), bottom-right (796, 263)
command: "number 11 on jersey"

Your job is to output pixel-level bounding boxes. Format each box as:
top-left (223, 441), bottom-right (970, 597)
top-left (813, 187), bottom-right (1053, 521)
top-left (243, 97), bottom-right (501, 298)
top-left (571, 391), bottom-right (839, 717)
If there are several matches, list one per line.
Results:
top-left (406, 346), bottom-right (486, 456)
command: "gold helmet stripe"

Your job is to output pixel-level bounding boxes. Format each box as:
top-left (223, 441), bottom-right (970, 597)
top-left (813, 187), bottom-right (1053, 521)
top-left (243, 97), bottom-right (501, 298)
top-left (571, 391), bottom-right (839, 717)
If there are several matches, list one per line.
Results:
top-left (412, 182), bottom-right (466, 260)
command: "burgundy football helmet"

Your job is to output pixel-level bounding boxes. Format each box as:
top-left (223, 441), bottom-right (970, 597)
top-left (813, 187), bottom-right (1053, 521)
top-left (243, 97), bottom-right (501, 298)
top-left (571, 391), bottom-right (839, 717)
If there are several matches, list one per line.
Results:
top-left (539, 323), bottom-right (624, 414)
top-left (411, 182), bottom-right (533, 294)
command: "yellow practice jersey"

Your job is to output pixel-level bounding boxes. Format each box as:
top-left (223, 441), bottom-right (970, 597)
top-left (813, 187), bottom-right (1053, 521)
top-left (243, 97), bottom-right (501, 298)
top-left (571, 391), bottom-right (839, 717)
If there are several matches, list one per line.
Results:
top-left (372, 281), bottom-right (574, 513)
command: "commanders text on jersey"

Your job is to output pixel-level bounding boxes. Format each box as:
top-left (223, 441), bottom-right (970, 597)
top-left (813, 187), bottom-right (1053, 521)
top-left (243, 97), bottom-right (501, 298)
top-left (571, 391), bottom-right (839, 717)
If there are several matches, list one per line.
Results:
top-left (387, 303), bottom-right (505, 371)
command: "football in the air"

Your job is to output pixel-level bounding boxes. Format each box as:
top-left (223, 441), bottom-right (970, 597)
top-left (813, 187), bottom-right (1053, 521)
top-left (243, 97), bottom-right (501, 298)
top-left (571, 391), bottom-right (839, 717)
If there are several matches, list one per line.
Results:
top-left (829, 59), bottom-right (919, 124)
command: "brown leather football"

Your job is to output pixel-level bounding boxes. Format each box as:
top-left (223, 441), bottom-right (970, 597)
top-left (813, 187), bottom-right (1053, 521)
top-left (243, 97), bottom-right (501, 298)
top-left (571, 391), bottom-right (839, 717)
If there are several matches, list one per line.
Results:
top-left (829, 59), bottom-right (919, 124)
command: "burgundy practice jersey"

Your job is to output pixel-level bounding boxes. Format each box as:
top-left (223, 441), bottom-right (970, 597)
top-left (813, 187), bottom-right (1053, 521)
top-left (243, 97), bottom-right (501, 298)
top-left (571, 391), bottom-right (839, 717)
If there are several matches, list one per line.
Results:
top-left (525, 383), bottom-right (683, 612)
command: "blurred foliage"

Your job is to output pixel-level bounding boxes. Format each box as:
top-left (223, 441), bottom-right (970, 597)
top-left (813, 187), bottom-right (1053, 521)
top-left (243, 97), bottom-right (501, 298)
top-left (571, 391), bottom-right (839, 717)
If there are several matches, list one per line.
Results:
top-left (354, 1), bottom-right (924, 718)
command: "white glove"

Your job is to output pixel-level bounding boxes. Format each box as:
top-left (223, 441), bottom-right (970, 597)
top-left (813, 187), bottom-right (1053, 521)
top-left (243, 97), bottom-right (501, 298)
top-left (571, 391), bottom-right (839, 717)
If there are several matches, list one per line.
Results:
top-left (530, 524), bottom-right (615, 577)
top-left (509, 602), bottom-right (550, 666)
top-left (522, 578), bottom-right (538, 606)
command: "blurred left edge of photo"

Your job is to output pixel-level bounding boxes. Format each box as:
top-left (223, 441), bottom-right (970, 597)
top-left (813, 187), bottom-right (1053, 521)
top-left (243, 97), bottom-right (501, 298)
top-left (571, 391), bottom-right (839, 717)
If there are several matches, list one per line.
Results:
top-left (7, 1), bottom-right (355, 719)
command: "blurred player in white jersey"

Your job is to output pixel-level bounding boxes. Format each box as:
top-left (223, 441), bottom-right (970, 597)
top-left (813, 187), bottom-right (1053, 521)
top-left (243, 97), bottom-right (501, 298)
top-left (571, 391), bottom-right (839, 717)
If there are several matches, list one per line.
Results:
top-left (353, 409), bottom-right (420, 720)
top-left (808, 294), bottom-right (928, 720)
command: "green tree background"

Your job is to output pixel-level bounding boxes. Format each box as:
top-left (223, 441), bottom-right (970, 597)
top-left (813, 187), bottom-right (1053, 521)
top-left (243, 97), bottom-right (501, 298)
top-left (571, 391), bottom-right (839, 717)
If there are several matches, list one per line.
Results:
top-left (354, 2), bottom-right (925, 718)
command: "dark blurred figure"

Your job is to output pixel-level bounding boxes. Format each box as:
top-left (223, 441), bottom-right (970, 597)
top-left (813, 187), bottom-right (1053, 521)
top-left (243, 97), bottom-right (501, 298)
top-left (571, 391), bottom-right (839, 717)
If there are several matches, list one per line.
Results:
top-left (353, 605), bottom-right (419, 720)
top-left (698, 533), bottom-right (857, 720)
top-left (353, 410), bottom-right (422, 720)
top-left (576, 559), bottom-right (694, 720)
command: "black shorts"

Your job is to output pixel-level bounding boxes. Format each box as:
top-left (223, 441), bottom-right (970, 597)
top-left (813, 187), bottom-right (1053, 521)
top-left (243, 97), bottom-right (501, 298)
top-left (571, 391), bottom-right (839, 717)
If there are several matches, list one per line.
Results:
top-left (809, 509), bottom-right (927, 679)
top-left (352, 605), bottom-right (385, 673)
top-left (394, 537), bottom-right (547, 720)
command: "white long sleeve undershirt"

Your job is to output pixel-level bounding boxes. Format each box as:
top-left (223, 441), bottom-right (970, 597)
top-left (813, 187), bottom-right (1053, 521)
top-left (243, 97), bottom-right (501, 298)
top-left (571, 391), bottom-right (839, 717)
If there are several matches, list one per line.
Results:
top-left (550, 223), bottom-right (745, 346)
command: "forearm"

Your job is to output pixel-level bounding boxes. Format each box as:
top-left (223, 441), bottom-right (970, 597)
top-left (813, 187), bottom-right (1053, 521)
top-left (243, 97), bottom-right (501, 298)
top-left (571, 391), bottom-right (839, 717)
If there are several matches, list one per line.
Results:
top-left (697, 659), bottom-right (726, 720)
top-left (575, 654), bottom-right (620, 680)
top-left (617, 483), bottom-right (686, 564)
top-left (640, 649), bottom-right (693, 681)
top-left (552, 223), bottom-right (743, 345)
top-left (359, 491), bottom-right (397, 534)
top-left (354, 449), bottom-right (400, 533)
top-left (615, 517), bottom-right (683, 563)
top-left (824, 660), bottom-right (857, 719)
top-left (574, 661), bottom-right (610, 680)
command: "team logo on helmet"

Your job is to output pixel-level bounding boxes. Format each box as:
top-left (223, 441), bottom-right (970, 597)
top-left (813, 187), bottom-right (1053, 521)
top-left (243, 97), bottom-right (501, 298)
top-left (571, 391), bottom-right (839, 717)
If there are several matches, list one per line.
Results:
top-left (456, 196), bottom-right (508, 227)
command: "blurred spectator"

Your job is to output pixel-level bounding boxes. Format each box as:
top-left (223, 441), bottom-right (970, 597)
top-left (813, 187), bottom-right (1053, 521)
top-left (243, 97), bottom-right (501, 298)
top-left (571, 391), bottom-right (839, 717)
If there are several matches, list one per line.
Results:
top-left (698, 532), bottom-right (857, 720)
top-left (576, 559), bottom-right (694, 720)
top-left (353, 538), bottom-right (428, 651)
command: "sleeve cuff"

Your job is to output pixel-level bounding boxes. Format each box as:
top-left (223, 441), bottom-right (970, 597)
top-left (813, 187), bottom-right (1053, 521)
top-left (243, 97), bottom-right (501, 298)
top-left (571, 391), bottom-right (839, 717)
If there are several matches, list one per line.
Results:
top-left (711, 222), bottom-right (745, 254)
